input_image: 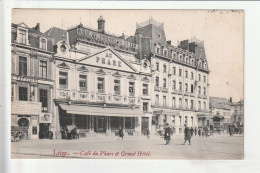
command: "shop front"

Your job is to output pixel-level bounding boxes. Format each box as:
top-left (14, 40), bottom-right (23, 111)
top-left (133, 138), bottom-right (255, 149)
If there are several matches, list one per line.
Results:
top-left (11, 100), bottom-right (41, 139)
top-left (57, 103), bottom-right (147, 136)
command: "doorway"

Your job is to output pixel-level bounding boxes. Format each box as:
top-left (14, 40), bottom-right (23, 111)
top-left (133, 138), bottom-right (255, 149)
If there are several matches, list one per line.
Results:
top-left (39, 123), bottom-right (50, 139)
top-left (94, 116), bottom-right (106, 133)
top-left (141, 117), bottom-right (149, 134)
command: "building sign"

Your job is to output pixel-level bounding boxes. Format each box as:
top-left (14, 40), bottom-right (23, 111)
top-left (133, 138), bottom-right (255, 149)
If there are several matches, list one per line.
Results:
top-left (39, 113), bottom-right (52, 123)
top-left (12, 75), bottom-right (38, 83)
top-left (11, 100), bottom-right (41, 115)
top-left (96, 52), bottom-right (122, 68)
top-left (76, 28), bottom-right (139, 51)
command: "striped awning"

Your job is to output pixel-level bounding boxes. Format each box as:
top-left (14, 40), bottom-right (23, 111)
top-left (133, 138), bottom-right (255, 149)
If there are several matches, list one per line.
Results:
top-left (59, 104), bottom-right (145, 117)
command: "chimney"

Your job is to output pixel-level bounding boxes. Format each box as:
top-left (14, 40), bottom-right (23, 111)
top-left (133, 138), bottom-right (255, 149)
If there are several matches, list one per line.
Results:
top-left (166, 40), bottom-right (171, 45)
top-left (97, 16), bottom-right (105, 34)
top-left (121, 33), bottom-right (125, 39)
top-left (34, 23), bottom-right (40, 32)
top-left (229, 97), bottom-right (232, 103)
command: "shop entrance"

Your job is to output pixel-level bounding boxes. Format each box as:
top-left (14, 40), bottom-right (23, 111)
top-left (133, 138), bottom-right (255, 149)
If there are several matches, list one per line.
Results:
top-left (141, 117), bottom-right (149, 134)
top-left (94, 116), bottom-right (106, 133)
top-left (17, 118), bottom-right (29, 139)
top-left (39, 123), bottom-right (50, 139)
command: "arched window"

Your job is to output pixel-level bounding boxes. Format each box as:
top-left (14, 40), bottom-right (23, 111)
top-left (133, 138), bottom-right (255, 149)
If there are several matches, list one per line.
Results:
top-left (186, 56), bottom-right (189, 63)
top-left (191, 59), bottom-right (194, 65)
top-left (179, 54), bottom-right (183, 61)
top-left (155, 45), bottom-right (160, 54)
top-left (204, 63), bottom-right (207, 69)
top-left (172, 52), bottom-right (177, 59)
top-left (163, 49), bottom-right (168, 57)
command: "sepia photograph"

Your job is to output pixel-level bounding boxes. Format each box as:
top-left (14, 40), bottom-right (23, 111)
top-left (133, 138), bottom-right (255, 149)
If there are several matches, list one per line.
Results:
top-left (10, 9), bottom-right (244, 160)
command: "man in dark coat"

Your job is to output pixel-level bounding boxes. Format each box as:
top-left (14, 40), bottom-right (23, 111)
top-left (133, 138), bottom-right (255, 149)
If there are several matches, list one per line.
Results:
top-left (198, 128), bottom-right (201, 137)
top-left (118, 126), bottom-right (124, 140)
top-left (183, 124), bottom-right (191, 145)
top-left (164, 123), bottom-right (171, 145)
top-left (190, 127), bottom-right (194, 137)
top-left (194, 127), bottom-right (197, 136)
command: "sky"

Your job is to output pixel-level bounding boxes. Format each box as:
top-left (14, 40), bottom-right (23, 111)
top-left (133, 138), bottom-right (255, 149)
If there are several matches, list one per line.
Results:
top-left (12, 9), bottom-right (244, 102)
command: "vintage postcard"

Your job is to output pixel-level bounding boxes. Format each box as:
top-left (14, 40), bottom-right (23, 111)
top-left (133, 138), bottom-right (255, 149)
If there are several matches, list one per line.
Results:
top-left (10, 9), bottom-right (244, 159)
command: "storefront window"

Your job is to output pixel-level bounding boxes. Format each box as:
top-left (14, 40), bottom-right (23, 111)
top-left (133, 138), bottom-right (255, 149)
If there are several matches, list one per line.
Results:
top-left (75, 115), bottom-right (89, 129)
top-left (110, 117), bottom-right (123, 130)
top-left (125, 117), bottom-right (134, 129)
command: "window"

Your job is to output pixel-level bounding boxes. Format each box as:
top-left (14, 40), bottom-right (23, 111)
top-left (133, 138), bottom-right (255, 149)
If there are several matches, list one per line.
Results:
top-left (59, 71), bottom-right (68, 89)
top-left (199, 62), bottom-right (202, 68)
top-left (172, 53), bottom-right (177, 59)
top-left (179, 116), bottom-right (182, 126)
top-left (156, 47), bottom-right (160, 54)
top-left (203, 87), bottom-right (206, 95)
top-left (172, 116), bottom-right (175, 124)
top-left (198, 74), bottom-right (201, 81)
top-left (198, 86), bottom-right (201, 94)
top-left (163, 64), bottom-right (167, 73)
top-left (163, 96), bottom-right (166, 107)
top-left (143, 84), bottom-right (148, 95)
top-left (156, 62), bottom-right (159, 71)
top-left (19, 29), bottom-right (26, 44)
top-left (203, 76), bottom-right (206, 83)
top-left (163, 78), bottom-right (167, 88)
top-left (164, 50), bottom-right (167, 57)
top-left (39, 61), bottom-right (47, 78)
top-left (179, 55), bottom-right (183, 61)
top-left (198, 101), bottom-right (201, 110)
top-left (143, 102), bottom-right (148, 111)
top-left (185, 83), bottom-right (188, 92)
top-left (179, 82), bottom-right (182, 91)
top-left (179, 98), bottom-right (182, 108)
top-left (172, 67), bottom-right (176, 75)
top-left (114, 79), bottom-right (120, 95)
top-left (191, 59), bottom-right (194, 65)
top-left (155, 95), bottom-right (159, 106)
top-left (97, 77), bottom-right (105, 93)
top-left (75, 115), bottom-right (89, 129)
top-left (155, 77), bottom-right (159, 87)
top-left (19, 87), bottom-right (28, 101)
top-left (191, 100), bottom-right (194, 110)
top-left (125, 117), bottom-right (134, 129)
top-left (185, 99), bottom-right (188, 109)
top-left (191, 72), bottom-right (194, 80)
top-left (191, 84), bottom-right (194, 93)
top-left (79, 75), bottom-right (87, 91)
top-left (203, 102), bottom-right (206, 111)
top-left (179, 69), bottom-right (182, 77)
top-left (40, 38), bottom-right (47, 50)
top-left (185, 70), bottom-right (188, 78)
top-left (129, 82), bottom-right (135, 96)
top-left (19, 56), bottom-right (27, 76)
top-left (172, 97), bottom-right (176, 107)
top-left (185, 116), bottom-right (187, 124)
top-left (40, 89), bottom-right (48, 112)
top-left (172, 80), bottom-right (176, 90)
top-left (191, 117), bottom-right (194, 126)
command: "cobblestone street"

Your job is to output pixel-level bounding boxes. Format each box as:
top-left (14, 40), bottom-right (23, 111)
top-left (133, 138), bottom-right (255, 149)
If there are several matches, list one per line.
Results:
top-left (11, 133), bottom-right (243, 160)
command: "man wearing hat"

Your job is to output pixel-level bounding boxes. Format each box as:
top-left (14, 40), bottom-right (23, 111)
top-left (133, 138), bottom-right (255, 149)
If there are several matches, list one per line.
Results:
top-left (183, 124), bottom-right (191, 145)
top-left (164, 123), bottom-right (171, 145)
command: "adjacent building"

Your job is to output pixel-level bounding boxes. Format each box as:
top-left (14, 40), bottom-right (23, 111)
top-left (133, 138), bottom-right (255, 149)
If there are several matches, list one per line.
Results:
top-left (126, 18), bottom-right (210, 134)
top-left (231, 99), bottom-right (244, 127)
top-left (11, 22), bottom-right (55, 139)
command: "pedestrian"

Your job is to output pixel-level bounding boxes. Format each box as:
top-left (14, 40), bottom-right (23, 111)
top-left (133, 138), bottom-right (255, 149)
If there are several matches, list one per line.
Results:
top-left (229, 125), bottom-right (232, 136)
top-left (195, 127), bottom-right (197, 136)
top-left (183, 124), bottom-right (191, 145)
top-left (190, 127), bottom-right (194, 137)
top-left (164, 123), bottom-right (171, 145)
top-left (198, 128), bottom-right (201, 137)
top-left (204, 126), bottom-right (209, 138)
top-left (145, 128), bottom-right (150, 139)
top-left (118, 126), bottom-right (124, 140)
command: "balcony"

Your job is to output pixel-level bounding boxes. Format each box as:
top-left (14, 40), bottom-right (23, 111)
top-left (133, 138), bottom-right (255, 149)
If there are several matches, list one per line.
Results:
top-left (171, 90), bottom-right (178, 95)
top-left (113, 95), bottom-right (122, 104)
top-left (161, 87), bottom-right (168, 93)
top-left (154, 86), bottom-right (160, 92)
top-left (190, 93), bottom-right (195, 97)
top-left (96, 93), bottom-right (106, 102)
top-left (177, 90), bottom-right (183, 95)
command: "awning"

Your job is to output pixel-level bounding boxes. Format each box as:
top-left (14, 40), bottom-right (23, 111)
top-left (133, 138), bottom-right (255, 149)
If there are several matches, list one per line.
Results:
top-left (59, 104), bottom-right (145, 117)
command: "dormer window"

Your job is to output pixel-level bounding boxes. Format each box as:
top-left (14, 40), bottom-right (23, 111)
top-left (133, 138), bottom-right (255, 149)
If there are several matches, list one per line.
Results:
top-left (186, 57), bottom-right (189, 63)
top-left (156, 46), bottom-right (160, 54)
top-left (172, 52), bottom-right (177, 59)
top-left (18, 29), bottom-right (27, 44)
top-left (179, 54), bottom-right (183, 61)
top-left (191, 59), bottom-right (194, 65)
top-left (40, 37), bottom-right (47, 50)
top-left (163, 48), bottom-right (168, 57)
top-left (204, 63), bottom-right (207, 69)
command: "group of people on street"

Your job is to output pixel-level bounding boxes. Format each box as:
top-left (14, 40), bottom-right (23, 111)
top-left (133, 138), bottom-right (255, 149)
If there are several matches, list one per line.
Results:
top-left (164, 124), bottom-right (211, 145)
